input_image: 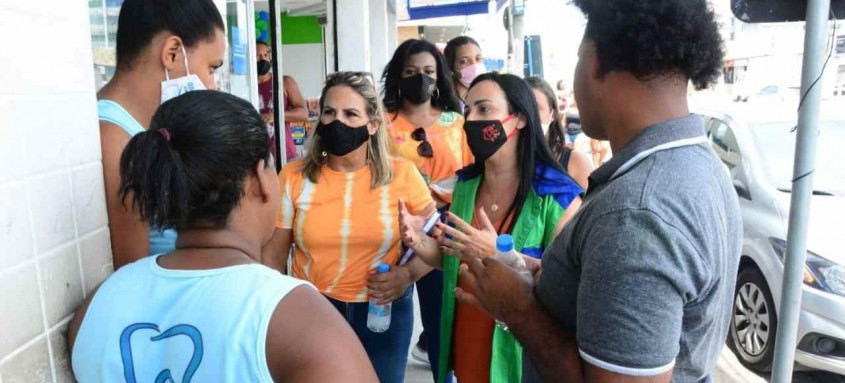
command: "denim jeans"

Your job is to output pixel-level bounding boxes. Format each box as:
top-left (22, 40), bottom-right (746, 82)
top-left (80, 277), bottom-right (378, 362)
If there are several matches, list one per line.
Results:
top-left (327, 287), bottom-right (414, 383)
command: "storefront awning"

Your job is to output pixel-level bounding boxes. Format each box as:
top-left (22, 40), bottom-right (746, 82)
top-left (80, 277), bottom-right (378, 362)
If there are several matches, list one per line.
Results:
top-left (406, 0), bottom-right (508, 20)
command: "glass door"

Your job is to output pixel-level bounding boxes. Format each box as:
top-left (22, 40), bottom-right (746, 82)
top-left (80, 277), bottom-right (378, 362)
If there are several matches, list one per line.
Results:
top-left (216, 0), bottom-right (259, 107)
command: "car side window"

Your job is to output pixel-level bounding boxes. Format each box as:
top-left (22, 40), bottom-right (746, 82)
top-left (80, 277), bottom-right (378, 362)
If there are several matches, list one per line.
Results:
top-left (705, 117), bottom-right (719, 141)
top-left (709, 119), bottom-right (742, 169)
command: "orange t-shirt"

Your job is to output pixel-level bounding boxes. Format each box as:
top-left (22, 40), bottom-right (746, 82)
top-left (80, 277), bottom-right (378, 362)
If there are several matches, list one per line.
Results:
top-left (453, 209), bottom-right (515, 383)
top-left (387, 111), bottom-right (473, 203)
top-left (276, 158), bottom-right (433, 302)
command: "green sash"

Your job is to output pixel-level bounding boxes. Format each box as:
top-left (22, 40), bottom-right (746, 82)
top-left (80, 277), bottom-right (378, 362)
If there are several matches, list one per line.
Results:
top-left (437, 174), bottom-right (564, 383)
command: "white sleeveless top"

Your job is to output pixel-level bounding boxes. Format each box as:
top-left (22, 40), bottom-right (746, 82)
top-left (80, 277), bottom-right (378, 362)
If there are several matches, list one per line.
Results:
top-left (72, 255), bottom-right (309, 382)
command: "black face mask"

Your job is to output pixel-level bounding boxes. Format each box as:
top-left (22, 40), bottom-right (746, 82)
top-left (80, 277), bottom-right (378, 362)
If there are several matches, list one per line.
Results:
top-left (317, 119), bottom-right (371, 157)
top-left (257, 60), bottom-right (272, 76)
top-left (400, 73), bottom-right (437, 104)
top-left (463, 114), bottom-right (518, 162)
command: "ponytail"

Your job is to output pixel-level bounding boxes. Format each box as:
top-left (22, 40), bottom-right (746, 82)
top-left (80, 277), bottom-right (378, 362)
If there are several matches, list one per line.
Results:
top-left (119, 128), bottom-right (190, 230)
top-left (118, 90), bottom-right (271, 231)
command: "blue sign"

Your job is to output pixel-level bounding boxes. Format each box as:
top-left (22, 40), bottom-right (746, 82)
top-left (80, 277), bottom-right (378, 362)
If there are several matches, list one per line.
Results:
top-left (407, 0), bottom-right (507, 20)
top-left (231, 27), bottom-right (248, 75)
top-left (292, 125), bottom-right (307, 145)
top-left (484, 58), bottom-right (505, 72)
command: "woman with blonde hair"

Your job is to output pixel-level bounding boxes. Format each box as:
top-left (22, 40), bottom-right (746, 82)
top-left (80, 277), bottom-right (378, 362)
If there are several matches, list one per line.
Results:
top-left (263, 72), bottom-right (436, 383)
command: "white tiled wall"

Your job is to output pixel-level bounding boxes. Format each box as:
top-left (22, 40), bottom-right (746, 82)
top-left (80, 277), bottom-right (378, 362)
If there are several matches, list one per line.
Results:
top-left (0, 1), bottom-right (110, 382)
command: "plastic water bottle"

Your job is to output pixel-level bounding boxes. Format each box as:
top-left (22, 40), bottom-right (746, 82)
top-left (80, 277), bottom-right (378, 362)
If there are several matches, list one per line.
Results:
top-left (496, 234), bottom-right (528, 274)
top-left (367, 263), bottom-right (392, 333)
top-left (494, 235), bottom-right (529, 332)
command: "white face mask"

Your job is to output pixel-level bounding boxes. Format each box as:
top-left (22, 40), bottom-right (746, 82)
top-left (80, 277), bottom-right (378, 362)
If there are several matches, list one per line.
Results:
top-left (541, 121), bottom-right (551, 135)
top-left (541, 112), bottom-right (554, 135)
top-left (161, 45), bottom-right (206, 104)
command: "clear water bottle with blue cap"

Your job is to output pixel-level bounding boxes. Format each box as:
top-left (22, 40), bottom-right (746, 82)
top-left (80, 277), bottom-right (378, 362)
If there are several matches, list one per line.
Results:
top-left (496, 234), bottom-right (528, 273)
top-left (495, 234), bottom-right (529, 331)
top-left (367, 263), bottom-right (392, 333)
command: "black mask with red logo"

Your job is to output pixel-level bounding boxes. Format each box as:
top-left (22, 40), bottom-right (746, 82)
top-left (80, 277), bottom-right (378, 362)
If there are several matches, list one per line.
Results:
top-left (463, 114), bottom-right (518, 162)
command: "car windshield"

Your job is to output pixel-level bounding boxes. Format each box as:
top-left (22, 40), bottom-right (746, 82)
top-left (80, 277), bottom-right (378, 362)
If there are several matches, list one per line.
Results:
top-left (749, 121), bottom-right (845, 196)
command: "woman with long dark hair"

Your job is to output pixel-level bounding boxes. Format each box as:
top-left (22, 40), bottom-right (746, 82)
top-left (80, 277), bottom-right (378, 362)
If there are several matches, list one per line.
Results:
top-left (399, 73), bottom-right (583, 382)
top-left (381, 38), bottom-right (469, 378)
top-left (444, 36), bottom-right (485, 102)
top-left (526, 77), bottom-right (593, 189)
top-left (382, 39), bottom-right (468, 206)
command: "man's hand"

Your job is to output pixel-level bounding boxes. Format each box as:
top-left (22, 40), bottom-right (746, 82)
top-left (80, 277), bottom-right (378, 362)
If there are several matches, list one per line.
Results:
top-left (456, 255), bottom-right (588, 382)
top-left (524, 255), bottom-right (542, 282)
top-left (454, 254), bottom-right (536, 325)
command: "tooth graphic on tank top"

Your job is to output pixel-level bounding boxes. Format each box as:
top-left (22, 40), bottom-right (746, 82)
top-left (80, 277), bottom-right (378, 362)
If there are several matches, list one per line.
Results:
top-left (119, 323), bottom-right (204, 383)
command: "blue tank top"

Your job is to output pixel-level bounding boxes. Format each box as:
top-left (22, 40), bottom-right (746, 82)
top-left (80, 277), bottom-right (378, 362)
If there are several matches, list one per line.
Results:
top-left (72, 255), bottom-right (310, 382)
top-left (98, 100), bottom-right (178, 255)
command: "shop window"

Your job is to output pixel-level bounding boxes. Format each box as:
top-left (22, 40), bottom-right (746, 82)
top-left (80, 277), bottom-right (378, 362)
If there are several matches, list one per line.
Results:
top-left (89, 0), bottom-right (123, 90)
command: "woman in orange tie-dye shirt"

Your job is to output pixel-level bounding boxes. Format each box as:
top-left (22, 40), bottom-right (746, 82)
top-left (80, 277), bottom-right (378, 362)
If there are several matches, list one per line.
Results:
top-left (263, 72), bottom-right (436, 383)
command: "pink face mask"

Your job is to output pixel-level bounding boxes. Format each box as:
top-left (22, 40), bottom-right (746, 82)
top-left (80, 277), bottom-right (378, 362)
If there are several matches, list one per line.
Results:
top-left (458, 62), bottom-right (487, 88)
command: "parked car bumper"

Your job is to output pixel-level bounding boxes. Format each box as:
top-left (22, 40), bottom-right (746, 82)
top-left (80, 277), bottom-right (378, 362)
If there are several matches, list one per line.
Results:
top-left (795, 350), bottom-right (845, 376)
top-left (794, 287), bottom-right (845, 375)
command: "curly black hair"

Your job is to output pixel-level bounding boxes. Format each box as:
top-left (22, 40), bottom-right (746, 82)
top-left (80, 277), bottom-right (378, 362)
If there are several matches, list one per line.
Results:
top-left (573, 0), bottom-right (724, 90)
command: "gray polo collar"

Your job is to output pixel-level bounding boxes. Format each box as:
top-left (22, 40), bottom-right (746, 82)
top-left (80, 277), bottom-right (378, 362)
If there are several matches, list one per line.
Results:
top-left (587, 115), bottom-right (707, 194)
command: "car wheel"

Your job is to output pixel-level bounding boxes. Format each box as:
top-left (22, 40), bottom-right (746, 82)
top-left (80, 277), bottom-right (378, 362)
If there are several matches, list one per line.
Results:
top-left (728, 266), bottom-right (778, 372)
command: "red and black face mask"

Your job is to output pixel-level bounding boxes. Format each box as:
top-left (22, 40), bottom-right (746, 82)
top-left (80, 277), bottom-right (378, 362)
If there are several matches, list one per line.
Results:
top-left (463, 114), bottom-right (518, 162)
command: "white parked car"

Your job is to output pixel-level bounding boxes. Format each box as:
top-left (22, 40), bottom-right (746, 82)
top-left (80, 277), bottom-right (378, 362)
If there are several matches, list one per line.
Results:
top-left (733, 84), bottom-right (800, 104)
top-left (698, 104), bottom-right (845, 375)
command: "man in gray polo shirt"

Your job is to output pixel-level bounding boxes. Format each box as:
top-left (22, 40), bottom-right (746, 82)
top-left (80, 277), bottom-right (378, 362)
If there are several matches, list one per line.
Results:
top-left (453, 1), bottom-right (741, 382)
